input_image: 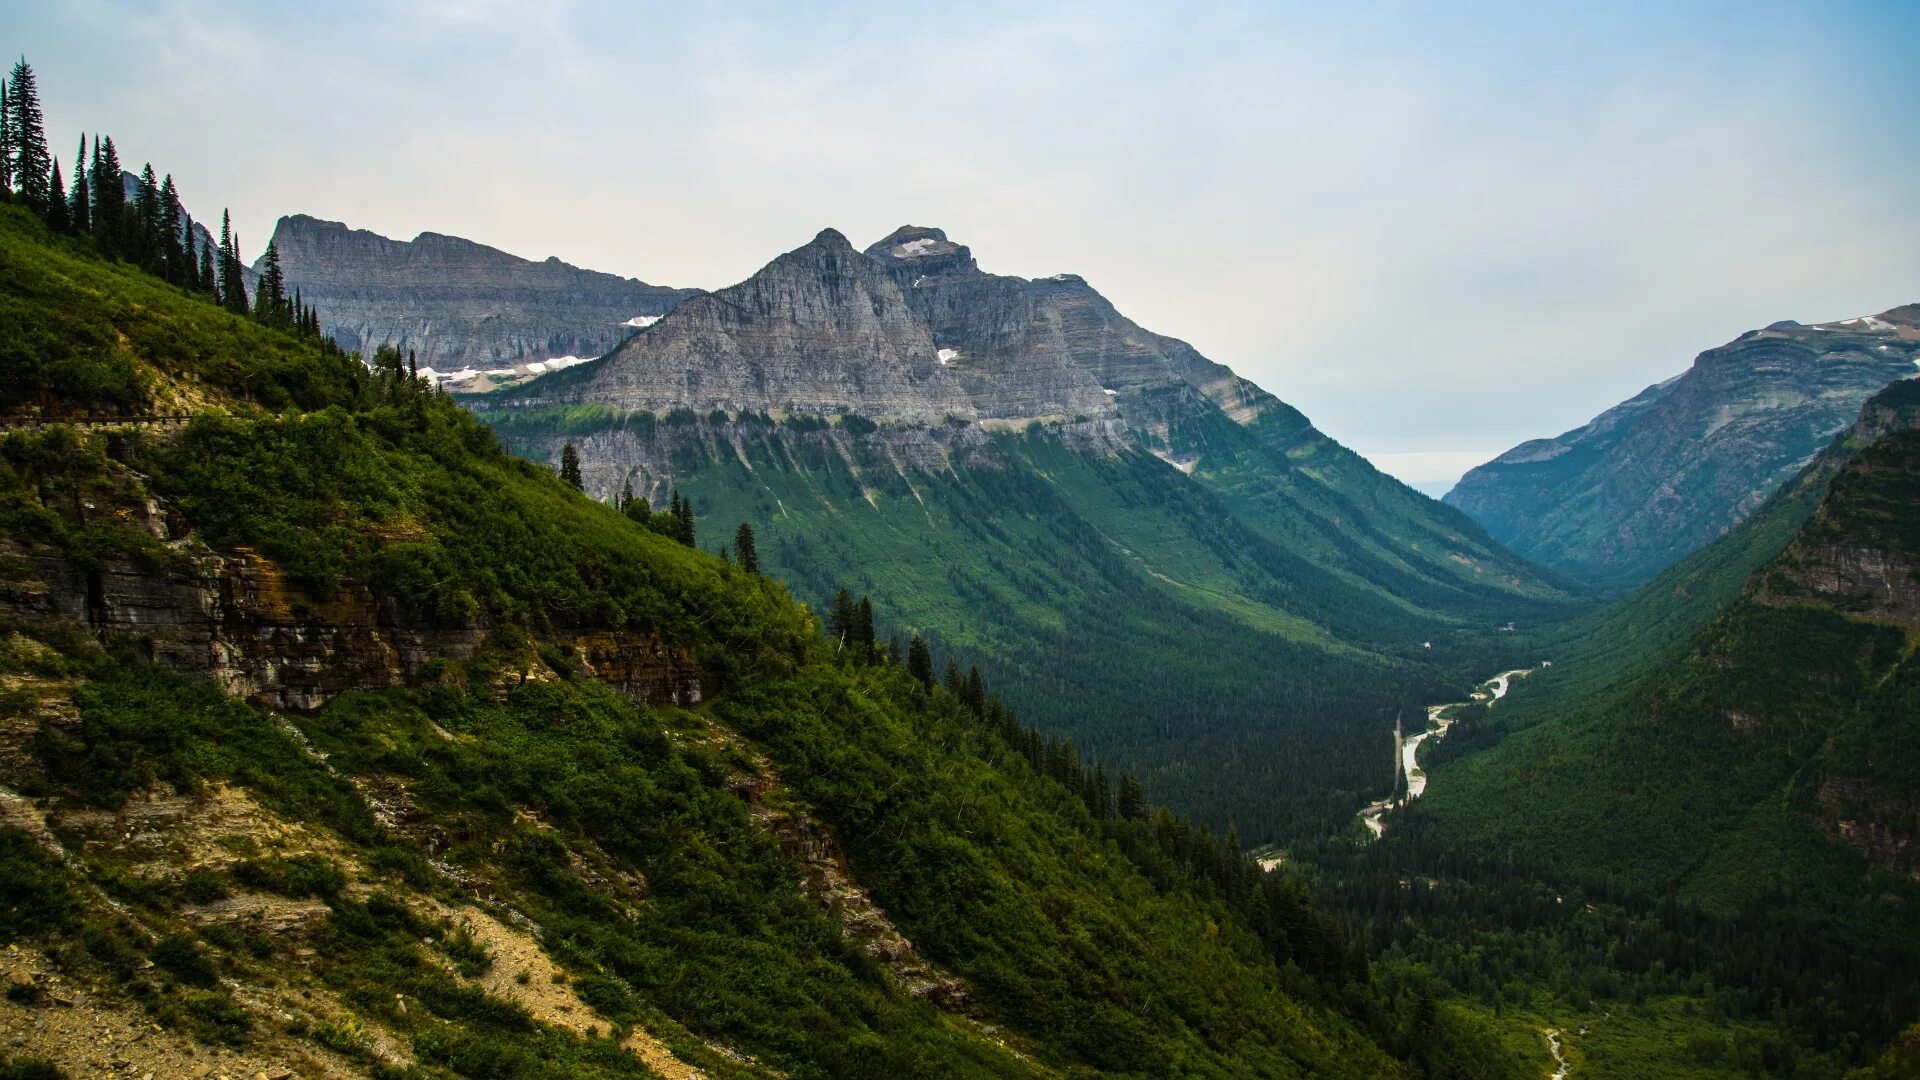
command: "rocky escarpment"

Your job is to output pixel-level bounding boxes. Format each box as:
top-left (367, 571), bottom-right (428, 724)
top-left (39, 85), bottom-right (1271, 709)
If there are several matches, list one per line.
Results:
top-left (1447, 306), bottom-right (1920, 591)
top-left (0, 493), bottom-right (705, 714)
top-left (263, 214), bottom-right (697, 370)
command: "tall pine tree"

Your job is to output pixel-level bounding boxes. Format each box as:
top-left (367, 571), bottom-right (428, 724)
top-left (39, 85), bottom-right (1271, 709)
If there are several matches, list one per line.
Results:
top-left (0, 78), bottom-right (13, 195)
top-left (44, 158), bottom-right (66, 232)
top-left (130, 164), bottom-right (160, 271)
top-left (907, 635), bottom-right (933, 687)
top-left (559, 444), bottom-right (583, 491)
top-left (65, 136), bottom-right (87, 233)
top-left (5, 59), bottom-right (50, 213)
top-left (91, 136), bottom-right (124, 256)
top-left (733, 522), bottom-right (759, 575)
top-left (254, 240), bottom-right (288, 325)
top-left (159, 176), bottom-right (187, 285)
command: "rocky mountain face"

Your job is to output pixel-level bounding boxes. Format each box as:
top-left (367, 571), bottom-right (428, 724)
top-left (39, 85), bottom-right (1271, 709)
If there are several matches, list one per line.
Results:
top-left (261, 213), bottom-right (697, 372)
top-left (1446, 308), bottom-right (1920, 591)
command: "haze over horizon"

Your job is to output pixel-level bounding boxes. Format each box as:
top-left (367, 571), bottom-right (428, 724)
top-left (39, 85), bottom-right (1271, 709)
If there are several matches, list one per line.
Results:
top-left (10, 0), bottom-right (1920, 490)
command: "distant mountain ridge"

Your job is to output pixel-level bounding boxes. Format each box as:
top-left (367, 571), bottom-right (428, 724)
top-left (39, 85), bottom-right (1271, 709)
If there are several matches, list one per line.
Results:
top-left (260, 213), bottom-right (698, 372)
top-left (1446, 307), bottom-right (1920, 591)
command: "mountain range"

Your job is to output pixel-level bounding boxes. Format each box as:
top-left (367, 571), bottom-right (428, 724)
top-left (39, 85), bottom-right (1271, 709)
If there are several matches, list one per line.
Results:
top-left (1446, 308), bottom-right (1920, 591)
top-left (469, 221), bottom-right (1577, 840)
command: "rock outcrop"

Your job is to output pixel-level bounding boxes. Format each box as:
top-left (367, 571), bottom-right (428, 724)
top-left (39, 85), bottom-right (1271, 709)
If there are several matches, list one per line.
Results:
top-left (262, 214), bottom-right (697, 369)
top-left (1446, 307), bottom-right (1920, 591)
top-left (513, 228), bottom-right (976, 423)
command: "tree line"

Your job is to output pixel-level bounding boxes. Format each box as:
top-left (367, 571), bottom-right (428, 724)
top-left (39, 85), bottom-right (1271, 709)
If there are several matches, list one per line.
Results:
top-left (0, 56), bottom-right (323, 341)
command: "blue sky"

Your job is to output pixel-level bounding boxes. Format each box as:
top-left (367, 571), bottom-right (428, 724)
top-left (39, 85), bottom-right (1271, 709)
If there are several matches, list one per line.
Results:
top-left (8, 1), bottom-right (1919, 490)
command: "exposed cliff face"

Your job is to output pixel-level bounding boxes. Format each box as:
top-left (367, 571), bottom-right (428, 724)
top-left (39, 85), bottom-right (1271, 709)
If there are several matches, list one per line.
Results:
top-left (1447, 308), bottom-right (1920, 591)
top-left (262, 214), bottom-right (697, 371)
top-left (518, 229), bottom-right (974, 423)
top-left (0, 495), bottom-right (704, 715)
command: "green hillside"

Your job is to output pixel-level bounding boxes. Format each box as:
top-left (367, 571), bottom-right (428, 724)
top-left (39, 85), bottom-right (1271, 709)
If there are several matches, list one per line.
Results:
top-left (0, 205), bottom-right (1542, 1077)
top-left (1299, 380), bottom-right (1920, 1076)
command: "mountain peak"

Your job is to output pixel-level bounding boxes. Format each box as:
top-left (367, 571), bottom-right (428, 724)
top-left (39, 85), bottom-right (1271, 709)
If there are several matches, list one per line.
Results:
top-left (809, 227), bottom-right (853, 250)
top-left (864, 226), bottom-right (977, 276)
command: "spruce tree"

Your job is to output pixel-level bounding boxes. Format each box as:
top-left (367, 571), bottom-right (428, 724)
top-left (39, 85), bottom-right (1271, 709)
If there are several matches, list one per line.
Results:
top-left (66, 136), bottom-right (87, 233)
top-left (254, 240), bottom-right (288, 324)
top-left (854, 597), bottom-right (875, 649)
top-left (217, 211), bottom-right (249, 314)
top-left (1118, 772), bottom-right (1146, 821)
top-left (91, 136), bottom-right (124, 256)
top-left (673, 488), bottom-right (695, 546)
top-left (160, 176), bottom-right (186, 283)
top-left (734, 522), bottom-right (758, 575)
top-left (827, 589), bottom-right (855, 647)
top-left (44, 158), bottom-right (66, 232)
top-left (0, 79), bottom-right (12, 195)
top-left (131, 164), bottom-right (161, 271)
top-left (559, 444), bottom-right (583, 491)
top-left (196, 234), bottom-right (215, 295)
top-left (963, 666), bottom-right (984, 715)
top-left (907, 635), bottom-right (933, 687)
top-left (6, 59), bottom-right (51, 213)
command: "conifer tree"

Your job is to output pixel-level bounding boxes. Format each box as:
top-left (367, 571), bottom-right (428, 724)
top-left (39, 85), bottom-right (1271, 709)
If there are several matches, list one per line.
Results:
top-left (1118, 771), bottom-right (1146, 821)
top-left (733, 521), bottom-right (758, 575)
top-left (907, 635), bottom-right (933, 687)
top-left (159, 176), bottom-right (186, 283)
top-left (66, 137), bottom-right (87, 233)
top-left (6, 60), bottom-right (51, 213)
top-left (196, 234), bottom-right (215, 295)
top-left (944, 658), bottom-right (964, 696)
top-left (616, 476), bottom-right (633, 512)
top-left (672, 488), bottom-right (695, 546)
top-left (854, 597), bottom-right (875, 649)
top-left (0, 79), bottom-right (12, 195)
top-left (254, 240), bottom-right (288, 324)
top-left (91, 136), bottom-right (124, 256)
top-left (559, 444), bottom-right (584, 491)
top-left (827, 589), bottom-right (856, 648)
top-left (44, 158), bottom-right (66, 232)
top-left (1091, 762), bottom-right (1112, 819)
top-left (963, 666), bottom-right (984, 715)
top-left (217, 211), bottom-right (249, 314)
top-left (131, 164), bottom-right (160, 271)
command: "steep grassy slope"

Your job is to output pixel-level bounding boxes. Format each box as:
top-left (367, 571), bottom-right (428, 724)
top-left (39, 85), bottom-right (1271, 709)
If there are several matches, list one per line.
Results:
top-left (0, 206), bottom-right (1532, 1077)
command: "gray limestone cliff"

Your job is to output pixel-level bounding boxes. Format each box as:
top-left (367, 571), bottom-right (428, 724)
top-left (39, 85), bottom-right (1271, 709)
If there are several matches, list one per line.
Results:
top-left (261, 214), bottom-right (697, 369)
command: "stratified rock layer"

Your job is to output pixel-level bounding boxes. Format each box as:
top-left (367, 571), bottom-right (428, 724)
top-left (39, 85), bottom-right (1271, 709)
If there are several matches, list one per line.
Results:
top-left (262, 214), bottom-right (697, 368)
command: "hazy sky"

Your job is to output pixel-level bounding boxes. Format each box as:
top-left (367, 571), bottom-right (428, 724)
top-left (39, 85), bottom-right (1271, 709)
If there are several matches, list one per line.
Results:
top-left (9, 1), bottom-right (1919, 490)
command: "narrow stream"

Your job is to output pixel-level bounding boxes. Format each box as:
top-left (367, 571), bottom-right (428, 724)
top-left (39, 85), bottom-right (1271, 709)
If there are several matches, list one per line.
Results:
top-left (1358, 668), bottom-right (1533, 838)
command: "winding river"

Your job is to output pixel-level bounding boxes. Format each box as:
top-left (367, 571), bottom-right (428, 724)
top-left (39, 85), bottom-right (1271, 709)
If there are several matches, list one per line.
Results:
top-left (1358, 668), bottom-right (1533, 838)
